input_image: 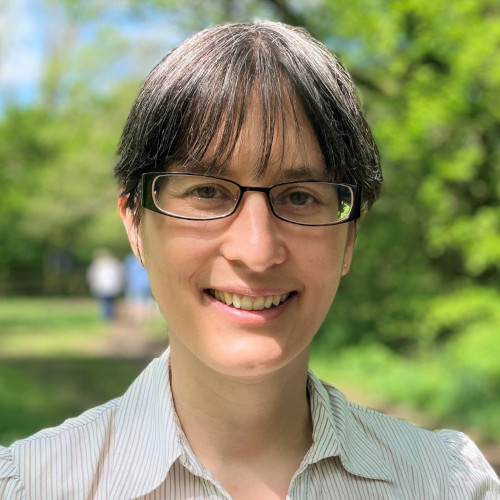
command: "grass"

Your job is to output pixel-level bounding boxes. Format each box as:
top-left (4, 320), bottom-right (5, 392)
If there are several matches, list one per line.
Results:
top-left (0, 297), bottom-right (107, 357)
top-left (0, 357), bottom-right (150, 446)
top-left (0, 297), bottom-right (163, 445)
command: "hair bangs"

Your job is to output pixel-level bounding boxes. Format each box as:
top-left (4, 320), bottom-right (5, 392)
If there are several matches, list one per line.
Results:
top-left (168, 41), bottom-right (298, 181)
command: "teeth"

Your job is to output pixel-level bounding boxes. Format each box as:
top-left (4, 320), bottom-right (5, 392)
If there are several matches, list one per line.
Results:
top-left (210, 290), bottom-right (290, 310)
top-left (233, 294), bottom-right (241, 309)
top-left (252, 296), bottom-right (265, 310)
top-left (223, 291), bottom-right (233, 306)
top-left (240, 296), bottom-right (253, 311)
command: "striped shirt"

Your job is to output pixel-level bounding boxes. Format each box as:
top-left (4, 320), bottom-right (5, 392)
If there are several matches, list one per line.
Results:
top-left (1, 348), bottom-right (498, 499)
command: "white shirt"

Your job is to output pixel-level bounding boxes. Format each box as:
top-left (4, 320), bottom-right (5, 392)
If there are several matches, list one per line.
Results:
top-left (1, 348), bottom-right (499, 499)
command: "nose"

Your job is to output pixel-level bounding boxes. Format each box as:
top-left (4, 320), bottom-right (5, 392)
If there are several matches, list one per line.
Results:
top-left (220, 192), bottom-right (287, 272)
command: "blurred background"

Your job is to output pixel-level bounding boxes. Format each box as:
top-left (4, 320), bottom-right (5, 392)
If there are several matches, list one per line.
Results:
top-left (0, 0), bottom-right (499, 470)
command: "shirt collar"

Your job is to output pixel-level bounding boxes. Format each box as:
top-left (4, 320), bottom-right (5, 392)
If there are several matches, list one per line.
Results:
top-left (306, 369), bottom-right (395, 482)
top-left (109, 347), bottom-right (183, 500)
top-left (109, 351), bottom-right (393, 499)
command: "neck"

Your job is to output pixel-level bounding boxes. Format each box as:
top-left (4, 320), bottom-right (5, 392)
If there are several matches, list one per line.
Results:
top-left (169, 339), bottom-right (313, 463)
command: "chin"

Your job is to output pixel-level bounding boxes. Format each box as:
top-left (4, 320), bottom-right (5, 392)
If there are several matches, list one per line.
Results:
top-left (203, 337), bottom-right (305, 378)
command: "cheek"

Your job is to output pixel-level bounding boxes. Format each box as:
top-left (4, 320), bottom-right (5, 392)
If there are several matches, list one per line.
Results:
top-left (140, 217), bottom-right (179, 306)
top-left (140, 216), bottom-right (218, 297)
top-left (295, 229), bottom-right (348, 311)
top-left (295, 228), bottom-right (348, 273)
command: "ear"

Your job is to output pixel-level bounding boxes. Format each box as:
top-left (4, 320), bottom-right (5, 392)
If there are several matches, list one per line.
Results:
top-left (341, 217), bottom-right (362, 276)
top-left (118, 194), bottom-right (142, 261)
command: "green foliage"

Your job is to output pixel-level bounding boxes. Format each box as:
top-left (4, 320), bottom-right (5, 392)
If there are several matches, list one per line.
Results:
top-left (310, 343), bottom-right (500, 442)
top-left (310, 0), bottom-right (500, 352)
top-left (0, 85), bottom-right (137, 293)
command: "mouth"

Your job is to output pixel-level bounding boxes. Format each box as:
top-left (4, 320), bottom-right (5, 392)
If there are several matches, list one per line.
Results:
top-left (206, 289), bottom-right (294, 311)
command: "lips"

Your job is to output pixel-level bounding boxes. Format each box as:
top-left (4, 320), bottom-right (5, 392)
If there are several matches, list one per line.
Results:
top-left (207, 289), bottom-right (291, 311)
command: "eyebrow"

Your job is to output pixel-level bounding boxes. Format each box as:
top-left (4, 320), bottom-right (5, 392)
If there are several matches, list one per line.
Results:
top-left (169, 162), bottom-right (220, 175)
top-left (278, 166), bottom-right (325, 181)
top-left (174, 163), bottom-right (326, 182)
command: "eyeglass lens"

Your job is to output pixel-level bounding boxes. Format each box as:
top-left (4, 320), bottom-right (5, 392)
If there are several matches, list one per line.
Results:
top-left (152, 174), bottom-right (353, 225)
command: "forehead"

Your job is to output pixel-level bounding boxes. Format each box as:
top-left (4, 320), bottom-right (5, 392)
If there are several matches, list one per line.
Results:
top-left (184, 88), bottom-right (327, 182)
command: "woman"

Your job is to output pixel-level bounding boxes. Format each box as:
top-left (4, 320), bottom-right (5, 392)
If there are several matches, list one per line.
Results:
top-left (1, 21), bottom-right (498, 500)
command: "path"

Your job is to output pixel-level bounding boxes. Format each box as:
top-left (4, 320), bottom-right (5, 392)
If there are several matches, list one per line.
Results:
top-left (100, 301), bottom-right (169, 358)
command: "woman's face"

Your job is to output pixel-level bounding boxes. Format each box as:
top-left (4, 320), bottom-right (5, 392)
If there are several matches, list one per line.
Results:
top-left (121, 96), bottom-right (357, 378)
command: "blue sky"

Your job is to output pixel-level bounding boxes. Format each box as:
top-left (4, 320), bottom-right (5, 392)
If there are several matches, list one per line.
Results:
top-left (0, 0), bottom-right (188, 112)
top-left (0, 0), bottom-right (47, 107)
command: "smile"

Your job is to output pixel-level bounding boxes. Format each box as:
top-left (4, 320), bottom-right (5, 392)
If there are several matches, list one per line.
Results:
top-left (207, 289), bottom-right (292, 311)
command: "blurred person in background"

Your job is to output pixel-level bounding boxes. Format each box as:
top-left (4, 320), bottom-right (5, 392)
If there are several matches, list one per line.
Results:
top-left (1, 21), bottom-right (498, 500)
top-left (86, 248), bottom-right (124, 321)
top-left (123, 252), bottom-right (154, 325)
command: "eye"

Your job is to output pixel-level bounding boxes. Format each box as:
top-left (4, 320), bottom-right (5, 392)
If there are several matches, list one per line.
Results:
top-left (274, 187), bottom-right (319, 207)
top-left (188, 185), bottom-right (222, 199)
top-left (287, 190), bottom-right (315, 206)
top-left (184, 182), bottom-right (234, 200)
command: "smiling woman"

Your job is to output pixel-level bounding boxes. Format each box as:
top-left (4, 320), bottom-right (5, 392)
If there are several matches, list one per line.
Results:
top-left (1, 21), bottom-right (498, 500)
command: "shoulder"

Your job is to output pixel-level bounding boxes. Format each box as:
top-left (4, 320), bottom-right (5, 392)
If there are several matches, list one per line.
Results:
top-left (346, 395), bottom-right (449, 460)
top-left (321, 379), bottom-right (446, 453)
top-left (11, 397), bottom-right (121, 447)
top-left (1, 398), bottom-right (121, 499)
top-left (435, 429), bottom-right (500, 498)
top-left (322, 381), bottom-right (500, 497)
top-left (0, 446), bottom-right (27, 499)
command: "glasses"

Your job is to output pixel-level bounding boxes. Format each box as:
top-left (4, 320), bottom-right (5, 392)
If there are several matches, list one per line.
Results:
top-left (141, 172), bottom-right (362, 226)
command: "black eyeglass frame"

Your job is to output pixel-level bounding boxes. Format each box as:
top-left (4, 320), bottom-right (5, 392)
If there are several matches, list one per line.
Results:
top-left (141, 172), bottom-right (362, 227)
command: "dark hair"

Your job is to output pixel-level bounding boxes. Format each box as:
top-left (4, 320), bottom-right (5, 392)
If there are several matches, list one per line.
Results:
top-left (114, 21), bottom-right (382, 219)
